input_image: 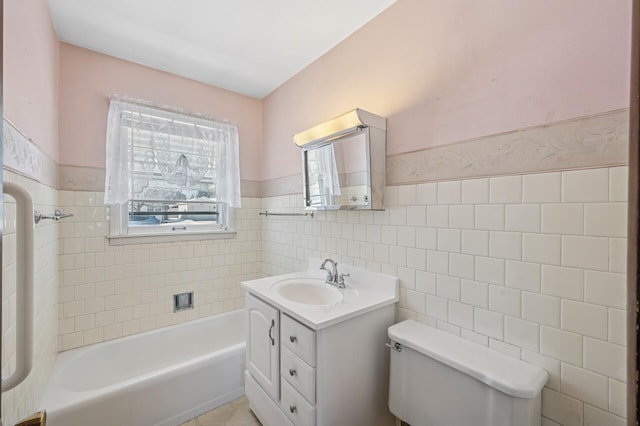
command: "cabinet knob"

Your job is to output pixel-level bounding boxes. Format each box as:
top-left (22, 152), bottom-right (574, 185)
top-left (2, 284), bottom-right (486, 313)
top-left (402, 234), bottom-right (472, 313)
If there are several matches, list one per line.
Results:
top-left (290, 335), bottom-right (297, 343)
top-left (289, 405), bottom-right (297, 414)
top-left (289, 368), bottom-right (297, 376)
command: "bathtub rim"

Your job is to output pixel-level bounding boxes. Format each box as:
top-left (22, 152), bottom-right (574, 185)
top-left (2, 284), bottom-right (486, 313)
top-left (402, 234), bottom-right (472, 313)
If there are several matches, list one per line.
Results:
top-left (61, 307), bottom-right (245, 357)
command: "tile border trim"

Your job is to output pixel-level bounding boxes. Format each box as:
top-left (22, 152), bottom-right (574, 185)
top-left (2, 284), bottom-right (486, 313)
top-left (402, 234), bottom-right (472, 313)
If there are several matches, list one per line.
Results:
top-left (59, 163), bottom-right (262, 198)
top-left (9, 109), bottom-right (628, 196)
top-left (3, 118), bottom-right (59, 188)
top-left (387, 109), bottom-right (629, 185)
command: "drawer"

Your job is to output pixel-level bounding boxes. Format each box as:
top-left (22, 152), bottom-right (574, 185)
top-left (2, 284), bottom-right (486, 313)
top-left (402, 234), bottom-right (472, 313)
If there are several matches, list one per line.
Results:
top-left (281, 380), bottom-right (315, 426)
top-left (281, 346), bottom-right (316, 403)
top-left (281, 314), bottom-right (316, 366)
top-left (245, 371), bottom-right (294, 426)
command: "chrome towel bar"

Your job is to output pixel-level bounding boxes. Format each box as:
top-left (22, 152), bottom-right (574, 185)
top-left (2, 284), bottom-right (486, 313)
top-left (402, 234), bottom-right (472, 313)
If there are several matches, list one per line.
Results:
top-left (259, 210), bottom-right (314, 218)
top-left (34, 209), bottom-right (74, 224)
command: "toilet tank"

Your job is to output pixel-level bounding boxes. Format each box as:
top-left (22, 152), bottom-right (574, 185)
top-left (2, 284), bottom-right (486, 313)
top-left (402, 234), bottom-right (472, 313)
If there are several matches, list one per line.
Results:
top-left (388, 320), bottom-right (549, 426)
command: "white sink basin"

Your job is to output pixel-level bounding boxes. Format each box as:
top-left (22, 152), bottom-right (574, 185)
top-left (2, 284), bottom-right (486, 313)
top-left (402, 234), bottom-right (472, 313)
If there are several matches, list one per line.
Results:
top-left (272, 278), bottom-right (343, 306)
top-left (242, 257), bottom-right (399, 329)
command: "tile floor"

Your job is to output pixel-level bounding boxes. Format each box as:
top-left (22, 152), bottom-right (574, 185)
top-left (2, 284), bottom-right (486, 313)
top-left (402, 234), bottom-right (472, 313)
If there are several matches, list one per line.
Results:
top-left (180, 396), bottom-right (262, 426)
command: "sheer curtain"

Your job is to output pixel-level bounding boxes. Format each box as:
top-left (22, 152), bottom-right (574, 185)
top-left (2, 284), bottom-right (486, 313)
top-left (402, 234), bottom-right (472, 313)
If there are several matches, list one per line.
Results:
top-left (104, 98), bottom-right (241, 208)
top-left (104, 100), bottom-right (130, 205)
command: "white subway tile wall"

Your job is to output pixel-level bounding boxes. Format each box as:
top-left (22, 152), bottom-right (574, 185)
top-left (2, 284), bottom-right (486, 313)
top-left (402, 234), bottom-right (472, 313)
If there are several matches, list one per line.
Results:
top-left (261, 166), bottom-right (628, 426)
top-left (1, 165), bottom-right (628, 426)
top-left (56, 193), bottom-right (263, 351)
top-left (3, 171), bottom-right (59, 426)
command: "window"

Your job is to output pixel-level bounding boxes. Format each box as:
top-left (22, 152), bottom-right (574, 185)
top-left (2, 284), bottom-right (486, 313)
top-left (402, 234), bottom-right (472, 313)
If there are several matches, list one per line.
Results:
top-left (104, 99), bottom-right (241, 243)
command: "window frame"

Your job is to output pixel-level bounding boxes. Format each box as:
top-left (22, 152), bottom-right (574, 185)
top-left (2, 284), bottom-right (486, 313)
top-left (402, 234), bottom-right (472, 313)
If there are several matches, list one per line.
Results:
top-left (105, 99), bottom-right (239, 245)
top-left (108, 203), bottom-right (236, 245)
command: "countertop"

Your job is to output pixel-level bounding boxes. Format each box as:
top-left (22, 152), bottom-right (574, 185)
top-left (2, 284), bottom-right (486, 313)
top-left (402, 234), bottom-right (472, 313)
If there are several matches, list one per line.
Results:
top-left (241, 260), bottom-right (399, 330)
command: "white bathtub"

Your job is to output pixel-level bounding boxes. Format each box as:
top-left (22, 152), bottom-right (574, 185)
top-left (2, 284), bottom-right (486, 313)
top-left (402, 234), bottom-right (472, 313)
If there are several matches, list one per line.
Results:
top-left (40, 310), bottom-right (245, 426)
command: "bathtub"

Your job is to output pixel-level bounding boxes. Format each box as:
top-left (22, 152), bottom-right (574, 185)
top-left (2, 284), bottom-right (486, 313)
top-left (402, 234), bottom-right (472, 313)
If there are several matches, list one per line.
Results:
top-left (40, 309), bottom-right (245, 426)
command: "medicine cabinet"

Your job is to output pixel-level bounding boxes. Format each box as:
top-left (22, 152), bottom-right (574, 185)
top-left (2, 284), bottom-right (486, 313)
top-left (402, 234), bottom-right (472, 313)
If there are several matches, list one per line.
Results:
top-left (293, 109), bottom-right (386, 210)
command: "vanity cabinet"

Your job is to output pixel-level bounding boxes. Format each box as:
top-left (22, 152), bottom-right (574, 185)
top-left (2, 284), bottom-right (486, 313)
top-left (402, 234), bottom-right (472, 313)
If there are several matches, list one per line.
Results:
top-left (244, 292), bottom-right (395, 426)
top-left (246, 294), bottom-right (279, 400)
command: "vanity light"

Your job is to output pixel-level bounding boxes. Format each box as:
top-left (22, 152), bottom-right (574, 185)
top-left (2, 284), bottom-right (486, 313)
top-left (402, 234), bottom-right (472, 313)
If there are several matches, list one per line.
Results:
top-left (292, 108), bottom-right (386, 147)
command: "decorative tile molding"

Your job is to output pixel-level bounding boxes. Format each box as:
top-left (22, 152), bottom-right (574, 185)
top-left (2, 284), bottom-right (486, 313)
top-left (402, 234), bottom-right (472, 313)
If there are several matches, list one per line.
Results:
top-left (387, 109), bottom-right (629, 185)
top-left (260, 174), bottom-right (303, 198)
top-left (3, 118), bottom-right (58, 188)
top-left (12, 109), bottom-right (631, 196)
top-left (58, 165), bottom-right (105, 192)
top-left (59, 164), bottom-right (263, 199)
top-left (241, 180), bottom-right (262, 198)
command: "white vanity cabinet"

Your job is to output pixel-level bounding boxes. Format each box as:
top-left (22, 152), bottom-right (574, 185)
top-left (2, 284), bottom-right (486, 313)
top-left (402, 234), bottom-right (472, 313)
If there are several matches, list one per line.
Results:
top-left (244, 292), bottom-right (396, 426)
top-left (246, 294), bottom-right (280, 401)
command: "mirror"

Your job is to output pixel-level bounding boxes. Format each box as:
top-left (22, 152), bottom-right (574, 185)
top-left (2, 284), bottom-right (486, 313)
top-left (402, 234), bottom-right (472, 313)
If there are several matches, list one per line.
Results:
top-left (295, 109), bottom-right (386, 210)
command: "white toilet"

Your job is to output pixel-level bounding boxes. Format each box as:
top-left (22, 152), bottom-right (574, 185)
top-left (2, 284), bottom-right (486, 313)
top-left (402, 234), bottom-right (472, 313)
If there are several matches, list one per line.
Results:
top-left (388, 320), bottom-right (549, 426)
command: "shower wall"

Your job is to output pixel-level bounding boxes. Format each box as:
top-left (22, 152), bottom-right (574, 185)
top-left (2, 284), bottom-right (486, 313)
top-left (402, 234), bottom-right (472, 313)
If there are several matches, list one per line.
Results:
top-left (2, 169), bottom-right (58, 426)
top-left (56, 192), bottom-right (262, 350)
top-left (3, 0), bottom-right (60, 424)
top-left (53, 42), bottom-right (267, 350)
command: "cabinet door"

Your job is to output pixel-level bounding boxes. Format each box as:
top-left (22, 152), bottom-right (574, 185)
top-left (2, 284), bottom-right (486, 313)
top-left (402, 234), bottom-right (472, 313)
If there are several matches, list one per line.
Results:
top-left (246, 293), bottom-right (280, 401)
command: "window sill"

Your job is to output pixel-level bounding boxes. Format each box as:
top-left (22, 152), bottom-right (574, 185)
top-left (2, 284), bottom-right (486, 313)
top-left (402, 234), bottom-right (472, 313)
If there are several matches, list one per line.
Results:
top-left (107, 230), bottom-right (236, 246)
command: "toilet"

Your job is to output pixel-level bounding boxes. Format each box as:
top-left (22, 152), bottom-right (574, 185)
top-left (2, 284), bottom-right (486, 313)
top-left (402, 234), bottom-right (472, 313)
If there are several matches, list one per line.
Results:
top-left (388, 320), bottom-right (549, 426)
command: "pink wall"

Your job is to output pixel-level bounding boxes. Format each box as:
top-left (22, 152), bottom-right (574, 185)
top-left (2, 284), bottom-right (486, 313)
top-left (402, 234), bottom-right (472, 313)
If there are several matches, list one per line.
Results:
top-left (4, 0), bottom-right (59, 162)
top-left (8, 0), bottom-right (632, 183)
top-left (58, 43), bottom-right (262, 182)
top-left (261, 0), bottom-right (632, 181)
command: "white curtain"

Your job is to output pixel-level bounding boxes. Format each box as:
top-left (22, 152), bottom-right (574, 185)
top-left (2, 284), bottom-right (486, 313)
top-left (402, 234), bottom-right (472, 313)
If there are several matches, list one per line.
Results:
top-left (104, 99), bottom-right (242, 208)
top-left (104, 100), bottom-right (130, 205)
top-left (195, 122), bottom-right (241, 209)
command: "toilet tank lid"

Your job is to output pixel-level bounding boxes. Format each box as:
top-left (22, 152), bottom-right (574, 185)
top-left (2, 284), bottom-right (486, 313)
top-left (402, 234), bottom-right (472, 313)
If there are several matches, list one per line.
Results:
top-left (388, 320), bottom-right (549, 399)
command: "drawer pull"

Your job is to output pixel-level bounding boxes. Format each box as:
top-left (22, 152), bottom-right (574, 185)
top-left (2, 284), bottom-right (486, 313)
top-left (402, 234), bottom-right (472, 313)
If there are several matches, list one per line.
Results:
top-left (290, 335), bottom-right (297, 343)
top-left (289, 368), bottom-right (297, 376)
top-left (289, 405), bottom-right (297, 414)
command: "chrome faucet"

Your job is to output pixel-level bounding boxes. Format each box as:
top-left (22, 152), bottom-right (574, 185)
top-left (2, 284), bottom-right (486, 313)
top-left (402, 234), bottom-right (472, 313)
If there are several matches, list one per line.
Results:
top-left (320, 258), bottom-right (348, 289)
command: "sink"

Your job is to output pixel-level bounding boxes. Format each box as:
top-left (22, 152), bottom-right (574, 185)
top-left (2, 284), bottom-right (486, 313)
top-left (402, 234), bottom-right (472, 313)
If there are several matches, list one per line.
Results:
top-left (241, 257), bottom-right (399, 328)
top-left (272, 278), bottom-right (343, 306)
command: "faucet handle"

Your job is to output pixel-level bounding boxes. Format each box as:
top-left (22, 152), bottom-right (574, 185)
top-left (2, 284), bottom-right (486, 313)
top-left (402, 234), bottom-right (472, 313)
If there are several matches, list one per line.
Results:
top-left (337, 273), bottom-right (350, 285)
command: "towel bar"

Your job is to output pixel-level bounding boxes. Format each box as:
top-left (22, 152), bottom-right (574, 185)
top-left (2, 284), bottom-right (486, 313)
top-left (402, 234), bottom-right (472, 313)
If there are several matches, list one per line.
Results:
top-left (34, 209), bottom-right (74, 224)
top-left (259, 211), bottom-right (314, 218)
